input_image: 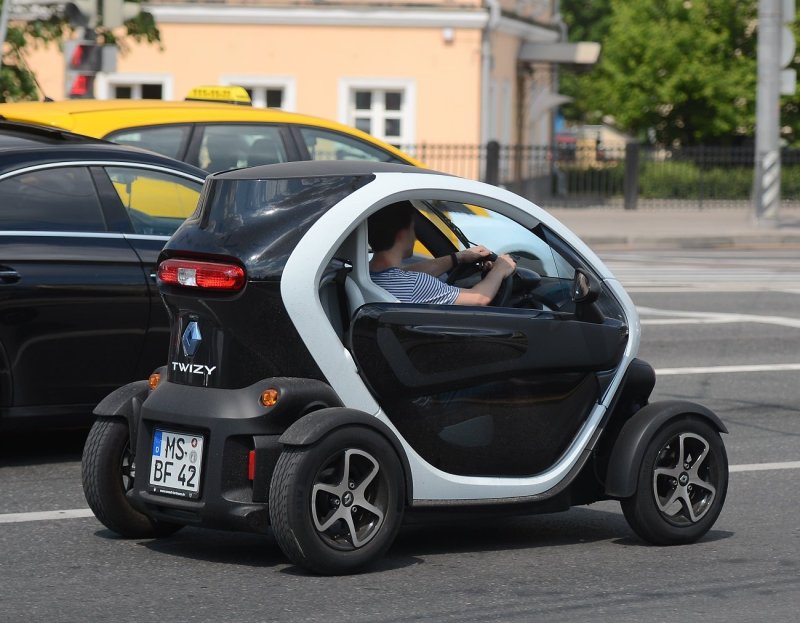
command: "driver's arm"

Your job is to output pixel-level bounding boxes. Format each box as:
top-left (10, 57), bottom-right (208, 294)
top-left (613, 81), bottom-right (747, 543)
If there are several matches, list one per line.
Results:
top-left (455, 254), bottom-right (516, 306)
top-left (404, 245), bottom-right (494, 277)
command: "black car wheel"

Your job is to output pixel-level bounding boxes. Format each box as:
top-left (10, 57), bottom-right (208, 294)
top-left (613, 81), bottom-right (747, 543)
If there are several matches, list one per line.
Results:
top-left (82, 417), bottom-right (181, 538)
top-left (269, 426), bottom-right (404, 575)
top-left (621, 417), bottom-right (728, 545)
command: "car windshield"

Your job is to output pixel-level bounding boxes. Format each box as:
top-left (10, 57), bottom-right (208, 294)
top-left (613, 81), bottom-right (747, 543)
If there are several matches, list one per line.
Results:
top-left (421, 200), bottom-right (575, 282)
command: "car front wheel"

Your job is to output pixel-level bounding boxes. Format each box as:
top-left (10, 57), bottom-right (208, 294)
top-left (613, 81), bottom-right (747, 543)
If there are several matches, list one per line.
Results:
top-left (621, 417), bottom-right (728, 545)
top-left (269, 426), bottom-right (405, 575)
top-left (82, 417), bottom-right (181, 538)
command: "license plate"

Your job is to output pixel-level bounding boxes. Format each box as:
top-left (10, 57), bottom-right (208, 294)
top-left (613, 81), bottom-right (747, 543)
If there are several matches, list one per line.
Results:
top-left (148, 429), bottom-right (204, 499)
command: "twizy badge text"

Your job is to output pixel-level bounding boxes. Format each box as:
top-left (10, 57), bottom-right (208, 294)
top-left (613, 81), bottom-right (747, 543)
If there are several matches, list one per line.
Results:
top-left (170, 362), bottom-right (217, 375)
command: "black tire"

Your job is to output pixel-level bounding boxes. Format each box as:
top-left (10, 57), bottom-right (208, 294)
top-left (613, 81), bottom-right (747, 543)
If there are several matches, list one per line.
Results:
top-left (269, 426), bottom-right (405, 575)
top-left (621, 416), bottom-right (728, 545)
top-left (82, 417), bottom-right (181, 538)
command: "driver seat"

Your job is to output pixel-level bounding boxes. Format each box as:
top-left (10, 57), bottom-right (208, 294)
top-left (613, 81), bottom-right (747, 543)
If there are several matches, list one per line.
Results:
top-left (319, 223), bottom-right (397, 342)
top-left (337, 222), bottom-right (398, 316)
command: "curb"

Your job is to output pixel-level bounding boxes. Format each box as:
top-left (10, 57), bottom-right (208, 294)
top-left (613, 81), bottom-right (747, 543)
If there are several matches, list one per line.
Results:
top-left (580, 234), bottom-right (800, 251)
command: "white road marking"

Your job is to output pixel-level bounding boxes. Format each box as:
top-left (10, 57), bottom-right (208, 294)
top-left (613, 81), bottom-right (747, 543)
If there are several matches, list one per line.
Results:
top-left (602, 251), bottom-right (800, 293)
top-left (638, 306), bottom-right (800, 330)
top-left (1, 460), bottom-right (799, 525)
top-left (729, 461), bottom-right (800, 473)
top-left (642, 318), bottom-right (740, 326)
top-left (655, 363), bottom-right (800, 376)
top-left (0, 508), bottom-right (95, 524)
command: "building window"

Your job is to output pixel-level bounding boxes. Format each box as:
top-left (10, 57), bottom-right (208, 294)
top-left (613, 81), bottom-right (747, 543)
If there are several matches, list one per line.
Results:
top-left (95, 73), bottom-right (172, 100)
top-left (339, 79), bottom-right (415, 149)
top-left (351, 89), bottom-right (405, 146)
top-left (219, 76), bottom-right (296, 110)
top-left (242, 86), bottom-right (284, 109)
top-left (112, 83), bottom-right (163, 100)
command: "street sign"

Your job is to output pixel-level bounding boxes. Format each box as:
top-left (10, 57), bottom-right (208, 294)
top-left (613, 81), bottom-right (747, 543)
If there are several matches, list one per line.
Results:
top-left (780, 25), bottom-right (796, 66)
top-left (781, 68), bottom-right (797, 95)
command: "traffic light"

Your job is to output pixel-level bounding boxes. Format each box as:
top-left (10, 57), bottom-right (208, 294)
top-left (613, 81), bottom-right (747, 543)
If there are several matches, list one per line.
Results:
top-left (64, 1), bottom-right (98, 28)
top-left (102, 1), bottom-right (141, 29)
top-left (64, 39), bottom-right (102, 99)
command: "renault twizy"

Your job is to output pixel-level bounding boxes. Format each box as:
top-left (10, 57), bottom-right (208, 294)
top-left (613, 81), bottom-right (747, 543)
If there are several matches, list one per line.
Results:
top-left (82, 161), bottom-right (728, 574)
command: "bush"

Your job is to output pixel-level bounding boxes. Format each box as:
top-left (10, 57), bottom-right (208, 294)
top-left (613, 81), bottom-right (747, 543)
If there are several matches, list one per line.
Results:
top-left (781, 166), bottom-right (800, 198)
top-left (639, 161), bottom-right (753, 199)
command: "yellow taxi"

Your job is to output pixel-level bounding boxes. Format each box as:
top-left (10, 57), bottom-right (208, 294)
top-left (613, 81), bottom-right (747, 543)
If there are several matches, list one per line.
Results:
top-left (0, 86), bottom-right (423, 173)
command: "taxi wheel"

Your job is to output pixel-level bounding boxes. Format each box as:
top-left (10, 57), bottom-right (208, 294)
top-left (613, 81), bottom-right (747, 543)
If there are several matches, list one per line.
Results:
top-left (82, 417), bottom-right (181, 539)
top-left (621, 417), bottom-right (728, 545)
top-left (269, 426), bottom-right (404, 575)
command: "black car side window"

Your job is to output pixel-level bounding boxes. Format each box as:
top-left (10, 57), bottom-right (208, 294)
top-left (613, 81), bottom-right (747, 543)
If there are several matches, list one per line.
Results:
top-left (104, 167), bottom-right (202, 236)
top-left (0, 166), bottom-right (106, 231)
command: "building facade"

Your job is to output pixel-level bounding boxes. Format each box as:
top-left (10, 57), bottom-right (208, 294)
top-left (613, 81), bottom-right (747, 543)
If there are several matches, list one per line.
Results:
top-left (23, 1), bottom-right (586, 148)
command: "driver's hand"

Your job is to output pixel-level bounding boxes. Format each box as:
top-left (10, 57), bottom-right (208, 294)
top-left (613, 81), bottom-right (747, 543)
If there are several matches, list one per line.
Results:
top-left (489, 254), bottom-right (516, 278)
top-left (457, 245), bottom-right (493, 264)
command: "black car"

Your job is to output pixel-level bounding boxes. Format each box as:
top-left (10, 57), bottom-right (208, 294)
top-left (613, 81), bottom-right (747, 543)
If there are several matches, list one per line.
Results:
top-left (0, 121), bottom-right (206, 431)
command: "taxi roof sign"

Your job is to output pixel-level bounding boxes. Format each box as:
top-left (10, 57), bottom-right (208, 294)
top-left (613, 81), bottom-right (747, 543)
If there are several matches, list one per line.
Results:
top-left (185, 85), bottom-right (251, 106)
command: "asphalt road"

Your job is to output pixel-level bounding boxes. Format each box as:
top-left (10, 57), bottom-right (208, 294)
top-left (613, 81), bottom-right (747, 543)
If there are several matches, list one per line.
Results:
top-left (1, 249), bottom-right (798, 622)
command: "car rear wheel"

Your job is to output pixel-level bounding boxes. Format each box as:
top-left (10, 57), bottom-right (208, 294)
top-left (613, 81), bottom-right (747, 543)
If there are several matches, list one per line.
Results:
top-left (621, 417), bottom-right (728, 545)
top-left (82, 417), bottom-right (181, 538)
top-left (269, 426), bottom-right (404, 575)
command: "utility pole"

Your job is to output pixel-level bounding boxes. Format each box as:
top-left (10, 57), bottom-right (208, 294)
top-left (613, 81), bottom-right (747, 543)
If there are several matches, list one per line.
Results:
top-left (1, 1), bottom-right (12, 60)
top-left (755, 0), bottom-right (796, 223)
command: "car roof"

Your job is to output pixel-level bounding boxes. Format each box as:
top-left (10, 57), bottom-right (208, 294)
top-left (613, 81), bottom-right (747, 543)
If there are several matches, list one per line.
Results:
top-left (0, 99), bottom-right (420, 165)
top-left (0, 120), bottom-right (207, 178)
top-left (0, 119), bottom-right (105, 146)
top-left (212, 160), bottom-right (438, 180)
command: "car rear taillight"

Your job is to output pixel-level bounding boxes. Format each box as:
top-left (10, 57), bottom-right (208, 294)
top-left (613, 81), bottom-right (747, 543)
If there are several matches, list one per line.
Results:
top-left (158, 258), bottom-right (245, 291)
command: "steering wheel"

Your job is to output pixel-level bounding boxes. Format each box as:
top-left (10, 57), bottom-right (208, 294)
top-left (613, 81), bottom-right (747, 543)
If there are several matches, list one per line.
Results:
top-left (446, 249), bottom-right (502, 285)
top-left (446, 251), bottom-right (516, 306)
top-left (446, 258), bottom-right (482, 285)
top-left (490, 273), bottom-right (514, 307)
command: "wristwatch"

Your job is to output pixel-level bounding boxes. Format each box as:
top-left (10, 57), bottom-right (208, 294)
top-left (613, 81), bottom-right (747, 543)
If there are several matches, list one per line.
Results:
top-left (449, 252), bottom-right (458, 269)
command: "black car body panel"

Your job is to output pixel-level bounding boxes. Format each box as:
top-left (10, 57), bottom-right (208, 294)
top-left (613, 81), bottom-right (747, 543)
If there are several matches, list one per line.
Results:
top-left (0, 121), bottom-right (206, 429)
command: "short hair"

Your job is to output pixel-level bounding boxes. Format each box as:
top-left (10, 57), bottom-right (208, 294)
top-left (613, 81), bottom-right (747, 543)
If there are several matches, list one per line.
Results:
top-left (367, 201), bottom-right (416, 252)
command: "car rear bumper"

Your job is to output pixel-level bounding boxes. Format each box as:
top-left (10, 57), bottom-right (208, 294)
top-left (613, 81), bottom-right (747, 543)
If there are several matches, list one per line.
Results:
top-left (127, 377), bottom-right (339, 533)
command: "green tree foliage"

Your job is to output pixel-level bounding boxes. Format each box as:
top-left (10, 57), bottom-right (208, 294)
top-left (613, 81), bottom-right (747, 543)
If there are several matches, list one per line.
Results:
top-left (560, 0), bottom-right (800, 146)
top-left (1, 0), bottom-right (160, 102)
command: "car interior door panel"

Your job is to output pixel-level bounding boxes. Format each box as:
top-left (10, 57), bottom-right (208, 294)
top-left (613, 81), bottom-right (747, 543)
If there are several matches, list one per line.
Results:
top-left (350, 302), bottom-right (628, 477)
top-left (350, 304), bottom-right (628, 397)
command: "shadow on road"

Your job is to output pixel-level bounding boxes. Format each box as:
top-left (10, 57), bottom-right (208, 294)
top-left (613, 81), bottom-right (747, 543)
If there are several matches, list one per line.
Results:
top-left (393, 507), bottom-right (629, 556)
top-left (132, 527), bottom-right (287, 569)
top-left (0, 428), bottom-right (89, 466)
top-left (111, 505), bottom-right (733, 576)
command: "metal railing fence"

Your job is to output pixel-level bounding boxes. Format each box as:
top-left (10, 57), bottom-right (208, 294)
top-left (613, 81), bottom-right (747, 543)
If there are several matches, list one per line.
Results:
top-left (400, 141), bottom-right (800, 209)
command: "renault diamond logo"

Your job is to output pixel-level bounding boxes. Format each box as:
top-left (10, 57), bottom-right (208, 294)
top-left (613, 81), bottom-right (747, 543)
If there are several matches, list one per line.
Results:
top-left (181, 321), bottom-right (202, 357)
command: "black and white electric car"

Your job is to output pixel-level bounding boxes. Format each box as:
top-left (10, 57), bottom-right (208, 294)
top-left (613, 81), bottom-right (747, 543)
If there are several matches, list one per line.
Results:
top-left (82, 161), bottom-right (729, 574)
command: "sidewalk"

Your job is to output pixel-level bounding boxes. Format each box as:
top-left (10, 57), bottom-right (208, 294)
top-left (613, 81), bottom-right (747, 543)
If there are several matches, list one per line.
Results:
top-left (545, 206), bottom-right (800, 250)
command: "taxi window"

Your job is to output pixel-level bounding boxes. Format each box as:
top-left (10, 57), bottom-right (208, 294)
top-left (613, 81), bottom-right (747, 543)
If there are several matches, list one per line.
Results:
top-left (299, 127), bottom-right (397, 162)
top-left (105, 167), bottom-right (202, 236)
top-left (0, 166), bottom-right (105, 231)
top-left (106, 125), bottom-right (190, 160)
top-left (198, 125), bottom-right (287, 172)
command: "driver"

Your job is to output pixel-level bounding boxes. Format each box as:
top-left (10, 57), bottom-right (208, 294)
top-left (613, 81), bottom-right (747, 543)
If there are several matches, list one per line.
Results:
top-left (368, 201), bottom-right (516, 306)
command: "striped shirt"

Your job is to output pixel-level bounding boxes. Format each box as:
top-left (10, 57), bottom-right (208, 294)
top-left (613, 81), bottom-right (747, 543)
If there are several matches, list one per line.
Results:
top-left (370, 267), bottom-right (460, 305)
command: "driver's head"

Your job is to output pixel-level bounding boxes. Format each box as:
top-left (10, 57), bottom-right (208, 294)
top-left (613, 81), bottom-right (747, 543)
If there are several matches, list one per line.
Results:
top-left (368, 201), bottom-right (416, 255)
